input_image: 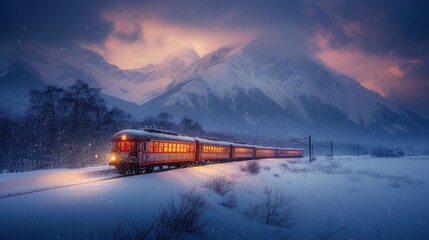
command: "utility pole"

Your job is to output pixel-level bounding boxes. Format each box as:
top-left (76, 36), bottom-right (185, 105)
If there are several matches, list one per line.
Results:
top-left (312, 143), bottom-right (314, 158)
top-left (330, 141), bottom-right (333, 160)
top-left (308, 135), bottom-right (312, 162)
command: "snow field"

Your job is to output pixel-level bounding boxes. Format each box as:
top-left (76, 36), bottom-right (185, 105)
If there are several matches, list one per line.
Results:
top-left (0, 156), bottom-right (428, 239)
top-left (0, 165), bottom-right (117, 198)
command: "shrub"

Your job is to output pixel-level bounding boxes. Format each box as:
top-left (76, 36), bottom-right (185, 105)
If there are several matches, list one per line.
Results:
top-left (203, 175), bottom-right (235, 196)
top-left (316, 219), bottom-right (346, 240)
top-left (245, 186), bottom-right (296, 228)
top-left (100, 189), bottom-right (209, 240)
top-left (240, 160), bottom-right (261, 175)
top-left (221, 194), bottom-right (238, 209)
top-left (155, 189), bottom-right (209, 240)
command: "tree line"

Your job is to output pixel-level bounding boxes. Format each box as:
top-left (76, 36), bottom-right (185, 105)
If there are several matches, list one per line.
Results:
top-left (0, 80), bottom-right (207, 172)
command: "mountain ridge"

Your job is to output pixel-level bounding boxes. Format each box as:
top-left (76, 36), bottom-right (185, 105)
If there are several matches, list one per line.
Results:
top-left (1, 43), bottom-right (428, 144)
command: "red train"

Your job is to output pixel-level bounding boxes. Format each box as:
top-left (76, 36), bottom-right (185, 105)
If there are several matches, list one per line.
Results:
top-left (109, 128), bottom-right (304, 175)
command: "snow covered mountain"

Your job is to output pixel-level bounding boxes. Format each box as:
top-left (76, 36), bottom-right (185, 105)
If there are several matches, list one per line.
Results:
top-left (138, 42), bottom-right (429, 142)
top-left (0, 45), bottom-right (198, 104)
top-left (131, 48), bottom-right (199, 103)
top-left (1, 42), bottom-right (428, 143)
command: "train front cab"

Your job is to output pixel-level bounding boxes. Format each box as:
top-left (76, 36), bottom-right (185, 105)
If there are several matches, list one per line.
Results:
top-left (109, 133), bottom-right (143, 175)
top-left (110, 129), bottom-right (197, 175)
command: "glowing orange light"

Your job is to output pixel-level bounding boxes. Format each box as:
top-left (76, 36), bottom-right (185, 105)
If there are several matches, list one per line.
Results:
top-left (121, 135), bottom-right (127, 141)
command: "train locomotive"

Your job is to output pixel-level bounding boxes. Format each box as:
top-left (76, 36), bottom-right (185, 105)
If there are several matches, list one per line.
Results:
top-left (109, 128), bottom-right (304, 175)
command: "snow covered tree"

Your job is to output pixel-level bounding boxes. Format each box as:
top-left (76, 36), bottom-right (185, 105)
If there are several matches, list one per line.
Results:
top-left (27, 86), bottom-right (65, 168)
top-left (0, 107), bottom-right (12, 172)
top-left (156, 112), bottom-right (175, 130)
top-left (25, 80), bottom-right (133, 169)
top-left (179, 117), bottom-right (203, 136)
top-left (61, 80), bottom-right (107, 167)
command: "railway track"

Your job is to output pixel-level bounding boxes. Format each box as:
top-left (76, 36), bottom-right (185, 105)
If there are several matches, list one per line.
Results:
top-left (0, 157), bottom-right (299, 199)
top-left (0, 170), bottom-right (123, 199)
top-left (0, 165), bottom-right (189, 199)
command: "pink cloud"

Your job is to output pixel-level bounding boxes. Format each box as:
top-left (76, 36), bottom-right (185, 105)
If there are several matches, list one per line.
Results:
top-left (81, 12), bottom-right (256, 69)
top-left (313, 29), bottom-right (408, 97)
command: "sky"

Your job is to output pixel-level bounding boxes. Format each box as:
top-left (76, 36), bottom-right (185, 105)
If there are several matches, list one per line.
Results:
top-left (1, 0), bottom-right (429, 119)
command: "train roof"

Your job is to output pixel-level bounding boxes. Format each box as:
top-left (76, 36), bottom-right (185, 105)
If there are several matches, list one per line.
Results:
top-left (112, 129), bottom-right (303, 151)
top-left (112, 129), bottom-right (196, 142)
top-left (230, 142), bottom-right (277, 150)
top-left (193, 137), bottom-right (232, 146)
top-left (277, 147), bottom-right (303, 150)
top-left (254, 145), bottom-right (277, 150)
top-left (230, 142), bottom-right (256, 148)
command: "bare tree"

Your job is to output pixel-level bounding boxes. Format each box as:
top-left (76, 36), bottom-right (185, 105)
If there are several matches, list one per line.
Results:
top-left (221, 193), bottom-right (238, 209)
top-left (179, 117), bottom-right (203, 136)
top-left (155, 189), bottom-right (209, 240)
top-left (316, 219), bottom-right (346, 240)
top-left (203, 175), bottom-right (235, 196)
top-left (129, 220), bottom-right (153, 240)
top-left (245, 186), bottom-right (296, 228)
top-left (28, 86), bottom-right (65, 168)
top-left (240, 160), bottom-right (261, 175)
top-left (155, 112), bottom-right (175, 130)
top-left (0, 107), bottom-right (12, 172)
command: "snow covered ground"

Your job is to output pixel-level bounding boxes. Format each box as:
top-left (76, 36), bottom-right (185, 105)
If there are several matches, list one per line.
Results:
top-left (0, 165), bottom-right (117, 198)
top-left (0, 156), bottom-right (429, 240)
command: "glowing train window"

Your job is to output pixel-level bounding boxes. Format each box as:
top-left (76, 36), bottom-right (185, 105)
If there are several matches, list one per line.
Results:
top-left (146, 141), bottom-right (196, 153)
top-left (235, 148), bottom-right (252, 153)
top-left (201, 145), bottom-right (226, 153)
top-left (121, 142), bottom-right (131, 151)
top-left (258, 149), bottom-right (275, 155)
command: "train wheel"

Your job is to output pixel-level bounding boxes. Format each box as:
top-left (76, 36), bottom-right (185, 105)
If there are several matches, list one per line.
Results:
top-left (117, 163), bottom-right (128, 176)
top-left (146, 166), bottom-right (154, 173)
top-left (134, 165), bottom-right (142, 175)
top-left (117, 168), bottom-right (125, 176)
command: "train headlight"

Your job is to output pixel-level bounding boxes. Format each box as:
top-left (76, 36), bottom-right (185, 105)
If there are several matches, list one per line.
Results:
top-left (110, 155), bottom-right (116, 162)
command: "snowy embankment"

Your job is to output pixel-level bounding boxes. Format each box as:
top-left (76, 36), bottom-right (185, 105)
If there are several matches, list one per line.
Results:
top-left (1, 156), bottom-right (429, 240)
top-left (0, 165), bottom-right (118, 198)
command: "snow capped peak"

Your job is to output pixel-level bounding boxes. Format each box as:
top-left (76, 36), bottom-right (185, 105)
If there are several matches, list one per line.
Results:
top-left (175, 48), bottom-right (200, 61)
top-left (158, 48), bottom-right (200, 67)
top-left (187, 43), bottom-right (245, 75)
